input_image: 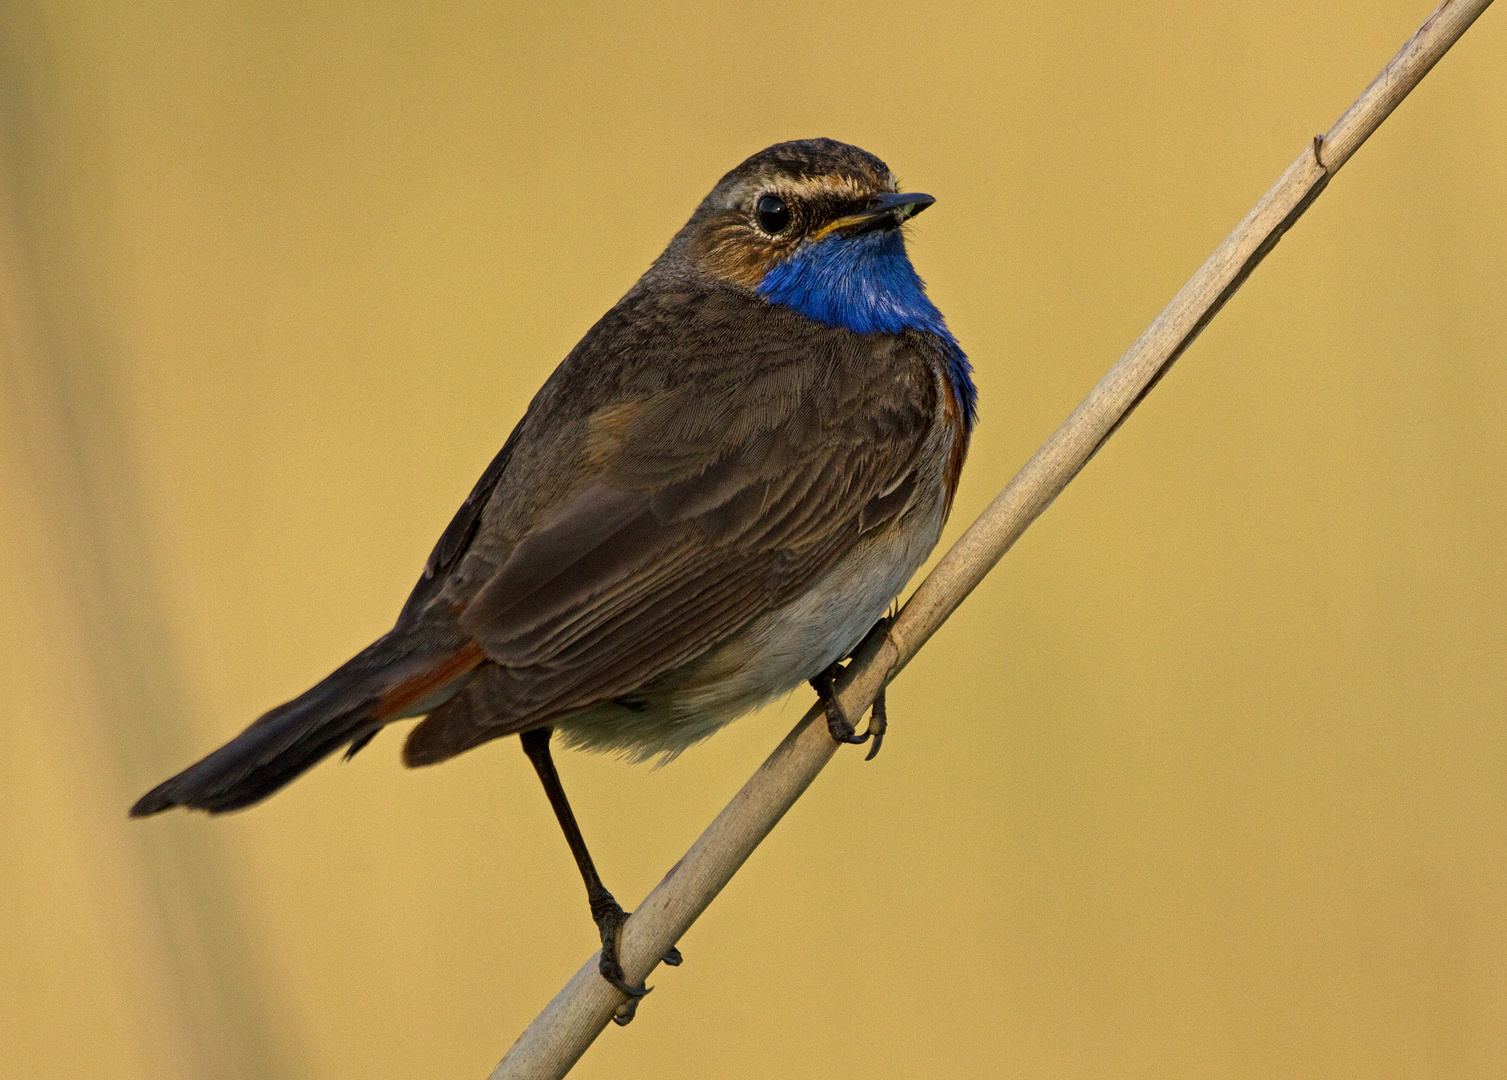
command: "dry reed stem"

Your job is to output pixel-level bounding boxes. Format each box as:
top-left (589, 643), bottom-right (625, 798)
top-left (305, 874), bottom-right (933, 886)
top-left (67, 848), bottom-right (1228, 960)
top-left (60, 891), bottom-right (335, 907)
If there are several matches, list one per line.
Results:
top-left (491, 2), bottom-right (1496, 1075)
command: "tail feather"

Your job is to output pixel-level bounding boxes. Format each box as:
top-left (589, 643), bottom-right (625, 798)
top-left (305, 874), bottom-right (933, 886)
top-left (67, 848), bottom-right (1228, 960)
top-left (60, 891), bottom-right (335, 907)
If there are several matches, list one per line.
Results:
top-left (130, 698), bottom-right (381, 815)
top-left (130, 635), bottom-right (481, 817)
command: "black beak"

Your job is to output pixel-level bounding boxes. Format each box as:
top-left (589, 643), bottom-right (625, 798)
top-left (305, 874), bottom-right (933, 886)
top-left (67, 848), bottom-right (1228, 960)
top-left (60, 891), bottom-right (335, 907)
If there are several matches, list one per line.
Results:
top-left (824, 191), bottom-right (936, 237)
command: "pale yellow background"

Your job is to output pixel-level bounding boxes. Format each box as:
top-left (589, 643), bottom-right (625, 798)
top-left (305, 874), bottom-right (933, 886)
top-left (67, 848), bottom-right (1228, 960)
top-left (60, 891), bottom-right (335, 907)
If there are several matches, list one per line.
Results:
top-left (3, 2), bottom-right (1505, 1078)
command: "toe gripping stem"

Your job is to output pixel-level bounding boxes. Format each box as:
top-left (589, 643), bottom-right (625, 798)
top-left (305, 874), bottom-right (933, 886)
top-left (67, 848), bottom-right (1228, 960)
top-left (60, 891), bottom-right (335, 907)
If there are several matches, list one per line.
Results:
top-left (810, 663), bottom-right (889, 761)
top-left (591, 892), bottom-right (685, 1026)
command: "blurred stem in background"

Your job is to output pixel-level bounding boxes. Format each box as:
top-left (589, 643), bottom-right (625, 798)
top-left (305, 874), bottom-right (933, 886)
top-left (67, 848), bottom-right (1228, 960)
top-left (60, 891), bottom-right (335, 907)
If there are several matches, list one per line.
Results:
top-left (0, 4), bottom-right (290, 1077)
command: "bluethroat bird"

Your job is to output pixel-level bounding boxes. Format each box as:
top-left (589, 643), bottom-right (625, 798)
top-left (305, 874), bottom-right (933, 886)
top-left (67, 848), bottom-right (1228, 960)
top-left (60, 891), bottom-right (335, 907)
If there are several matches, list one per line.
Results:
top-left (132, 139), bottom-right (976, 1007)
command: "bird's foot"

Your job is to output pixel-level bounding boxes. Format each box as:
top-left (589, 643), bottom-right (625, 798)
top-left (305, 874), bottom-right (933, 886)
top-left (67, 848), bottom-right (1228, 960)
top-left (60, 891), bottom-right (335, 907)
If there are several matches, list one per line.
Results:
top-left (590, 893), bottom-right (684, 1026)
top-left (811, 662), bottom-right (869, 746)
top-left (591, 894), bottom-right (650, 1004)
top-left (810, 663), bottom-right (890, 760)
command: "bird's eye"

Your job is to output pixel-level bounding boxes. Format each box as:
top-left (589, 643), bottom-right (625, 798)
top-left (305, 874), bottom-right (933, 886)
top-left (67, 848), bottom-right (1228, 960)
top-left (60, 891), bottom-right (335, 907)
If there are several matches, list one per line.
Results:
top-left (755, 194), bottom-right (791, 234)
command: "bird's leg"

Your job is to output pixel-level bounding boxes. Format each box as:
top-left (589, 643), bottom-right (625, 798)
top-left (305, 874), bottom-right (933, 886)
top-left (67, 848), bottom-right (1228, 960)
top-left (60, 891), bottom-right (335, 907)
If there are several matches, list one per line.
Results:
top-left (518, 726), bottom-right (680, 1022)
top-left (811, 662), bottom-right (870, 746)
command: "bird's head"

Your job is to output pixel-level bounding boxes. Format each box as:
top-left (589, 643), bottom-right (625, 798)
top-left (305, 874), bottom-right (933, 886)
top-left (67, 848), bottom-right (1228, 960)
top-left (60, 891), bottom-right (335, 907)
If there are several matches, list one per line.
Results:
top-left (672, 139), bottom-right (949, 339)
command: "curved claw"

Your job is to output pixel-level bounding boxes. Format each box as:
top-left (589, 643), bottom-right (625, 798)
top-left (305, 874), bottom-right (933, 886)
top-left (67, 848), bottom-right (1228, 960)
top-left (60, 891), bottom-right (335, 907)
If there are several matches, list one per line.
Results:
top-left (595, 909), bottom-right (685, 1019)
top-left (604, 943), bottom-right (684, 1025)
top-left (811, 663), bottom-right (871, 746)
top-left (599, 955), bottom-right (652, 999)
top-left (831, 721), bottom-right (870, 746)
top-left (812, 663), bottom-right (891, 757)
top-left (862, 686), bottom-right (888, 761)
top-left (592, 897), bottom-right (653, 1014)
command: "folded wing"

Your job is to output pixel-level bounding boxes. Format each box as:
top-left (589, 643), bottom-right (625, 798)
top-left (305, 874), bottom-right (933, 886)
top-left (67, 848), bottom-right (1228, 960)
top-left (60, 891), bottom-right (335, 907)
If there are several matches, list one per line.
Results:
top-left (408, 338), bottom-right (939, 757)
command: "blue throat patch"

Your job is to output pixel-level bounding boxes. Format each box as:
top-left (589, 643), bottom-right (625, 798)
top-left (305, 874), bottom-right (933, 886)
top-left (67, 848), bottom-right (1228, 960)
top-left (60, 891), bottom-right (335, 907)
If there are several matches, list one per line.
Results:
top-left (756, 228), bottom-right (977, 428)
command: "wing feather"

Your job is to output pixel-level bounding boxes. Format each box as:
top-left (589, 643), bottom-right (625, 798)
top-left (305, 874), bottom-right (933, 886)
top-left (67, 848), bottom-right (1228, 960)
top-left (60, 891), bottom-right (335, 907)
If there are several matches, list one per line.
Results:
top-left (417, 293), bottom-right (948, 744)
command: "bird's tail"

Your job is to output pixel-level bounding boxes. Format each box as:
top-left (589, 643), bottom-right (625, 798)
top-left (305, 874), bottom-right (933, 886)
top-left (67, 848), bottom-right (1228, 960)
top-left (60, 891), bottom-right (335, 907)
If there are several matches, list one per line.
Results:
top-left (130, 635), bottom-right (485, 816)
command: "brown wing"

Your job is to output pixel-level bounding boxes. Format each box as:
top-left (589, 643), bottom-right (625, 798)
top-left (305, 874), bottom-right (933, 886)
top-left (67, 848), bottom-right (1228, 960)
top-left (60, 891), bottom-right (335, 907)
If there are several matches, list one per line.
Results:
top-left (451, 332), bottom-right (939, 731)
top-left (394, 425), bottom-right (524, 627)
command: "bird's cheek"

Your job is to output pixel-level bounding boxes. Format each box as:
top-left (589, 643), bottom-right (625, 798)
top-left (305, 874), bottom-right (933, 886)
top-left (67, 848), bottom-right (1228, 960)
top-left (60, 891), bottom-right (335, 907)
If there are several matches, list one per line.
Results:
top-left (688, 223), bottom-right (781, 290)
